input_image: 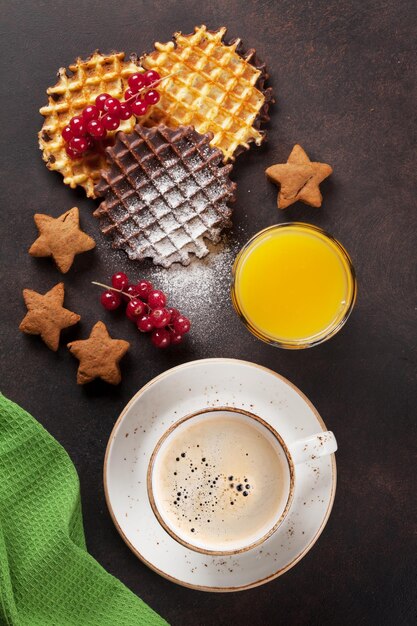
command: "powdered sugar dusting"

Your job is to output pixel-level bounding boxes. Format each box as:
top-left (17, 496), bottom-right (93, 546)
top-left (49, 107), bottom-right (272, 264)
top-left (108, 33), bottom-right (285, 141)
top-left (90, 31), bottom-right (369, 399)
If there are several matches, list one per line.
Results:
top-left (95, 228), bottom-right (243, 352)
top-left (151, 235), bottom-right (240, 347)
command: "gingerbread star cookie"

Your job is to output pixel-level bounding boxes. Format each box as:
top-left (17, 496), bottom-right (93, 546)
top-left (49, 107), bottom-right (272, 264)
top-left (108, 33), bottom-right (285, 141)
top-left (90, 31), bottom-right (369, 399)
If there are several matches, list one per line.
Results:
top-left (29, 207), bottom-right (95, 273)
top-left (19, 282), bottom-right (80, 351)
top-left (265, 145), bottom-right (333, 209)
top-left (67, 321), bottom-right (130, 385)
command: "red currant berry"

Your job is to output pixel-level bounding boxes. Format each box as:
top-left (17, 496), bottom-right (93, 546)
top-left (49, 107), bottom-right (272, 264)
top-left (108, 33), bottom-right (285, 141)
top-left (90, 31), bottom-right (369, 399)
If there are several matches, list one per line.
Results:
top-left (83, 105), bottom-right (99, 121)
top-left (119, 102), bottom-right (132, 120)
top-left (173, 315), bottom-right (191, 334)
top-left (62, 125), bottom-right (73, 142)
top-left (130, 99), bottom-right (148, 116)
top-left (87, 119), bottom-right (106, 138)
top-left (150, 308), bottom-right (171, 328)
top-left (68, 136), bottom-right (89, 154)
top-left (70, 116), bottom-right (87, 137)
top-left (104, 97), bottom-right (121, 117)
top-left (128, 73), bottom-right (146, 93)
top-left (101, 290), bottom-right (121, 310)
top-left (137, 314), bottom-right (154, 332)
top-left (102, 114), bottom-right (120, 131)
top-left (145, 89), bottom-right (160, 105)
top-left (126, 298), bottom-right (145, 321)
top-left (95, 93), bottom-right (111, 111)
top-left (169, 330), bottom-right (183, 345)
top-left (124, 88), bottom-right (136, 101)
top-left (167, 307), bottom-right (180, 321)
top-left (144, 70), bottom-right (161, 86)
top-left (65, 145), bottom-right (81, 159)
top-left (151, 328), bottom-right (171, 348)
top-left (148, 290), bottom-right (167, 309)
top-left (124, 284), bottom-right (141, 301)
top-left (111, 272), bottom-right (129, 291)
top-left (136, 280), bottom-right (153, 300)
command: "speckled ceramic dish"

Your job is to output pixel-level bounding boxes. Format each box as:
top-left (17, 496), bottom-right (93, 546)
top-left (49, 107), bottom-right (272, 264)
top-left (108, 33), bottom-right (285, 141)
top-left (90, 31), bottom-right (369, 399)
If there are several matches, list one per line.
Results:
top-left (104, 358), bottom-right (337, 591)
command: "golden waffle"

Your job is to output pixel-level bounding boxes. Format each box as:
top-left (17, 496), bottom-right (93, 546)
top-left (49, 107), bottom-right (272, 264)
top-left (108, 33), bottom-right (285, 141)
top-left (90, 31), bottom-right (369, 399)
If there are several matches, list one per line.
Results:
top-left (140, 25), bottom-right (273, 162)
top-left (94, 124), bottom-right (236, 267)
top-left (39, 51), bottom-right (141, 198)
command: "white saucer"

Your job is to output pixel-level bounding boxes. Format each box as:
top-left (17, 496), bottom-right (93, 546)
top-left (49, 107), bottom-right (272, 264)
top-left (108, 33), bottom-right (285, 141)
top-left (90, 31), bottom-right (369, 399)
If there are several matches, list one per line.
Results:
top-left (104, 359), bottom-right (336, 592)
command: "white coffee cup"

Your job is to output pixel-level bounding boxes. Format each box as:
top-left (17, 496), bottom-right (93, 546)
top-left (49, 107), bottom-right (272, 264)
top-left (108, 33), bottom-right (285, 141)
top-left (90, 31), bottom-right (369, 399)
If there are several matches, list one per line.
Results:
top-left (147, 407), bottom-right (337, 555)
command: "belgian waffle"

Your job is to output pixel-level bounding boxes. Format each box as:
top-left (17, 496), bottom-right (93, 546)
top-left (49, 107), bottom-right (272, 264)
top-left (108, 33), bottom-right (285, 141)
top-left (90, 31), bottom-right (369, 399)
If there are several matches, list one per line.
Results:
top-left (39, 51), bottom-right (140, 198)
top-left (140, 25), bottom-right (273, 162)
top-left (94, 124), bottom-right (236, 267)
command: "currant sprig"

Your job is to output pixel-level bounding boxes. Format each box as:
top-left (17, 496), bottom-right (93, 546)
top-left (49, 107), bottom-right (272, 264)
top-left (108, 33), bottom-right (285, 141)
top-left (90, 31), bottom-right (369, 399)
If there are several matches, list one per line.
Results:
top-left (62, 70), bottom-right (167, 159)
top-left (92, 272), bottom-right (191, 349)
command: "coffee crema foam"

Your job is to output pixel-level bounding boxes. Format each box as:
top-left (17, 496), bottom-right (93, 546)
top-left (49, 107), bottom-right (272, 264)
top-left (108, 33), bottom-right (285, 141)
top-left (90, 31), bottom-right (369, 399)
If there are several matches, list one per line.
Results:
top-left (152, 413), bottom-right (289, 551)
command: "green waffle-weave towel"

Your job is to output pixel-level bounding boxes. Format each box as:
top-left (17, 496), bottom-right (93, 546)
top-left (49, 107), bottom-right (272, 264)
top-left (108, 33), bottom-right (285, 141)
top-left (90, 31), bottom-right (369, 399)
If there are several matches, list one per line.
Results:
top-left (0, 394), bottom-right (167, 626)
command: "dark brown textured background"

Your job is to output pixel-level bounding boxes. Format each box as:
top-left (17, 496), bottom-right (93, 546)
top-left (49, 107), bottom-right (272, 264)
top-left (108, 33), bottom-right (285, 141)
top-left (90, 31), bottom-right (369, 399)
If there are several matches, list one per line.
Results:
top-left (1, 1), bottom-right (416, 624)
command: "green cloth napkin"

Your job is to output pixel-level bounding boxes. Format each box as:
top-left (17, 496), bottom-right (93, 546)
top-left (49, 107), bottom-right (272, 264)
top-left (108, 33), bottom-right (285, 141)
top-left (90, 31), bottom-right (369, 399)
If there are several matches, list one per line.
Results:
top-left (0, 394), bottom-right (167, 626)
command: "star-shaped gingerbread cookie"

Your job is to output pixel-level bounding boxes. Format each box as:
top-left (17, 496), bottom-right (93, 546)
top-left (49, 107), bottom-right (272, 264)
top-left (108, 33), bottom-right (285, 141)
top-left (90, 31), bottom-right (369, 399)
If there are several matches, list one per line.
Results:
top-left (265, 145), bottom-right (333, 209)
top-left (67, 321), bottom-right (130, 385)
top-left (19, 282), bottom-right (80, 351)
top-left (29, 207), bottom-right (95, 273)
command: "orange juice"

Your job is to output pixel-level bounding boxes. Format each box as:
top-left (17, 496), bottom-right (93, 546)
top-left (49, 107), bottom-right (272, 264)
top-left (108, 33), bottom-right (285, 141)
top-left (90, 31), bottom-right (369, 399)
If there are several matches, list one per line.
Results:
top-left (231, 223), bottom-right (356, 348)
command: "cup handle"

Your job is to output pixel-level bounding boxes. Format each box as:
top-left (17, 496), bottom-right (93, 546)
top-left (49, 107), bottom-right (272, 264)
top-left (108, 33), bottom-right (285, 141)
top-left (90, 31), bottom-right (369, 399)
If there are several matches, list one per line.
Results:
top-left (288, 431), bottom-right (337, 465)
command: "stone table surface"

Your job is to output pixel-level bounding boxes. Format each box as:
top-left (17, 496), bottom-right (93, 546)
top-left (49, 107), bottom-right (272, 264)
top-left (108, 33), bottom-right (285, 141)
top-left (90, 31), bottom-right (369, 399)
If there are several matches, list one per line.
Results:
top-left (1, 1), bottom-right (416, 624)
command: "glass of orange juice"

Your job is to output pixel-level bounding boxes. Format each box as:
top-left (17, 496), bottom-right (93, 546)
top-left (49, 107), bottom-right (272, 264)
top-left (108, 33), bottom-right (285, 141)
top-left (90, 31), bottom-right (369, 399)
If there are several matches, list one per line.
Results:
top-left (231, 223), bottom-right (357, 349)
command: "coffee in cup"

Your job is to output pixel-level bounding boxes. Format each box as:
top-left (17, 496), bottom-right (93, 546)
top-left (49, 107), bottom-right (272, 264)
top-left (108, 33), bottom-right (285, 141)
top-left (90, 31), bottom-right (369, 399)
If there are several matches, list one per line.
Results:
top-left (148, 407), bottom-right (337, 555)
top-left (148, 407), bottom-right (295, 554)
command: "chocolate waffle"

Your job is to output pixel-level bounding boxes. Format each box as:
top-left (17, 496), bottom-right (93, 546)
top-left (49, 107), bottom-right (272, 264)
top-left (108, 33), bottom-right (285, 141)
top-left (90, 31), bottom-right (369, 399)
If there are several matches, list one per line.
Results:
top-left (139, 25), bottom-right (273, 162)
top-left (94, 124), bottom-right (236, 267)
top-left (39, 51), bottom-right (140, 198)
